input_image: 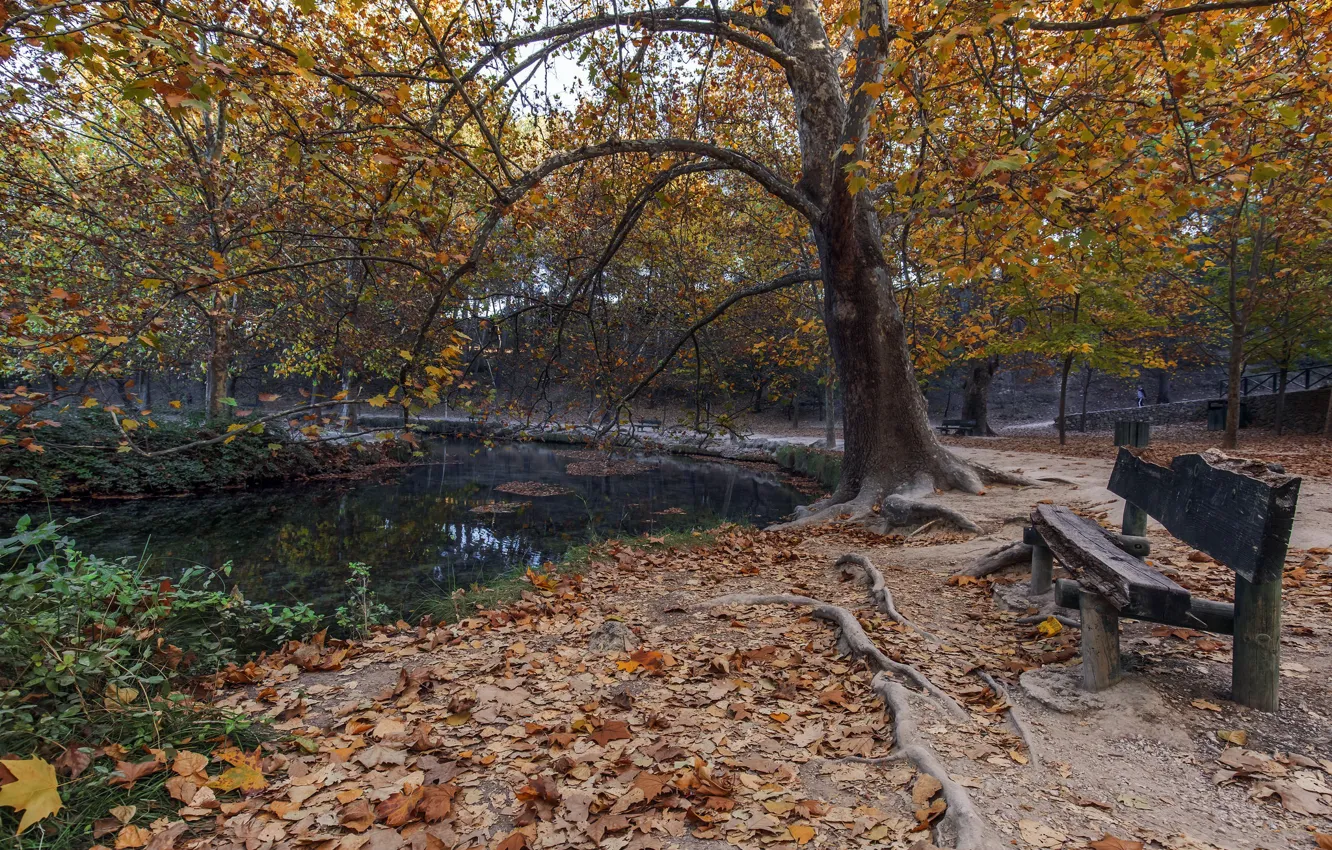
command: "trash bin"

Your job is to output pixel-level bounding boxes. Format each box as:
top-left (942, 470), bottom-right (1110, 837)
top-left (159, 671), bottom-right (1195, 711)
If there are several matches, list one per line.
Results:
top-left (1208, 399), bottom-right (1251, 430)
top-left (1114, 420), bottom-right (1150, 447)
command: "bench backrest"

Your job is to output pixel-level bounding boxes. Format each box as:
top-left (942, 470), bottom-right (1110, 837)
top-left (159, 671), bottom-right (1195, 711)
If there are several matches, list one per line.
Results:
top-left (1107, 448), bottom-right (1300, 584)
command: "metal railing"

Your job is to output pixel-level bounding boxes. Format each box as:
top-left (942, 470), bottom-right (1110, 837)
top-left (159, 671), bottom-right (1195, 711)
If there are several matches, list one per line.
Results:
top-left (1218, 363), bottom-right (1332, 397)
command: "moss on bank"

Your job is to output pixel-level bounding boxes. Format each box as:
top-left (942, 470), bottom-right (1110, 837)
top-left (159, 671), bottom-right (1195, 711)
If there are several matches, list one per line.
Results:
top-left (0, 412), bottom-right (402, 500)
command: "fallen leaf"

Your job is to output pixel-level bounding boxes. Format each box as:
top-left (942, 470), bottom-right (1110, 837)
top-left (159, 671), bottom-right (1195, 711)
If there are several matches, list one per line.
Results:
top-left (109, 760), bottom-right (161, 790)
top-left (0, 758), bottom-right (64, 833)
top-left (788, 824), bottom-right (816, 845)
top-left (1019, 818), bottom-right (1067, 848)
top-left (376, 785), bottom-right (423, 827)
top-left (418, 783), bottom-right (460, 822)
top-left (589, 720), bottom-right (632, 746)
top-left (1088, 836), bottom-right (1145, 850)
top-left (341, 798), bottom-right (375, 833)
top-left (1190, 699), bottom-right (1222, 712)
top-left (171, 751), bottom-right (209, 777)
top-left (115, 824), bottom-right (152, 848)
top-left (1216, 729), bottom-right (1247, 746)
top-left (208, 765), bottom-right (267, 793)
top-left (1314, 833), bottom-right (1332, 850)
top-left (911, 774), bottom-right (942, 806)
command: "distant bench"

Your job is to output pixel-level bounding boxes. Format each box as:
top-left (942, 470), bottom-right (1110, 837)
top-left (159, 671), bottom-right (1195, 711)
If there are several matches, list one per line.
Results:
top-left (1026, 449), bottom-right (1300, 711)
top-left (937, 418), bottom-right (977, 436)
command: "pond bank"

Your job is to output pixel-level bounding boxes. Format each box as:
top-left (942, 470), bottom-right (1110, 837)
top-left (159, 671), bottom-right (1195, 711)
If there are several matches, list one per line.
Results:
top-left (0, 411), bottom-right (411, 501)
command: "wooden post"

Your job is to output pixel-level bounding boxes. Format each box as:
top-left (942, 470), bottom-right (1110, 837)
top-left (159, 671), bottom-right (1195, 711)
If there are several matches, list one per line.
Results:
top-left (1030, 541), bottom-right (1053, 596)
top-left (1232, 575), bottom-right (1281, 711)
top-left (1114, 421), bottom-right (1150, 537)
top-left (1080, 590), bottom-right (1122, 691)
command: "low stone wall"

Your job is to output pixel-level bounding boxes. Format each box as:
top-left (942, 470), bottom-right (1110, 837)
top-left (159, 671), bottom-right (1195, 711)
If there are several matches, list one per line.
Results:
top-left (1066, 387), bottom-right (1330, 433)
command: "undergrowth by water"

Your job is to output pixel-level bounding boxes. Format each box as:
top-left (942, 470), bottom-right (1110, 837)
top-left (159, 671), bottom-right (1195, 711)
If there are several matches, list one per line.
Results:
top-left (0, 411), bottom-right (398, 500)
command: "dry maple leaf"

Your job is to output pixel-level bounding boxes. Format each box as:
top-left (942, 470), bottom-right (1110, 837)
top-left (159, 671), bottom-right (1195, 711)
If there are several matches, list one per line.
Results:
top-left (115, 823), bottom-right (152, 848)
top-left (53, 745), bottom-right (92, 779)
top-left (418, 783), bottom-right (460, 822)
top-left (1088, 836), bottom-right (1145, 850)
top-left (589, 720), bottom-right (632, 746)
top-left (495, 830), bottom-right (528, 850)
top-left (788, 824), bottom-right (816, 846)
top-left (375, 785), bottom-right (423, 827)
top-left (170, 751), bottom-right (209, 778)
top-left (208, 765), bottom-right (267, 793)
top-left (340, 798), bottom-right (375, 833)
top-left (0, 757), bottom-right (63, 834)
top-left (109, 760), bottom-right (161, 791)
top-left (1315, 833), bottom-right (1332, 850)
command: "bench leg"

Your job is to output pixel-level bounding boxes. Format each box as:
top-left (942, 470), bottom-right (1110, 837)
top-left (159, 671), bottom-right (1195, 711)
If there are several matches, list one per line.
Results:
top-left (1030, 541), bottom-right (1053, 596)
top-left (1122, 499), bottom-right (1148, 537)
top-left (1233, 575), bottom-right (1281, 711)
top-left (1080, 591), bottom-right (1121, 691)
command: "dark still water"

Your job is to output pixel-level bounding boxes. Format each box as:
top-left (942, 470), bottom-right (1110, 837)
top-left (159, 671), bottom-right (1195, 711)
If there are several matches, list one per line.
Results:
top-left (6, 439), bottom-right (807, 615)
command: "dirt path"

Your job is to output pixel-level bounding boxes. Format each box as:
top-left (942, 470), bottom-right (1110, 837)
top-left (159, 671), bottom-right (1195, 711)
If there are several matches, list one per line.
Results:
top-left (181, 466), bottom-right (1332, 850)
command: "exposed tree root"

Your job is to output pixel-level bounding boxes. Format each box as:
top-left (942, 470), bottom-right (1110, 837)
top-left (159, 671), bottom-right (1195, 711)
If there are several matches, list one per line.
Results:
top-left (974, 669), bottom-right (1039, 767)
top-left (873, 674), bottom-right (999, 850)
top-left (701, 592), bottom-right (997, 850)
top-left (955, 540), bottom-right (1032, 578)
top-left (702, 593), bottom-right (968, 722)
top-left (836, 554), bottom-right (940, 644)
top-left (968, 460), bottom-right (1042, 488)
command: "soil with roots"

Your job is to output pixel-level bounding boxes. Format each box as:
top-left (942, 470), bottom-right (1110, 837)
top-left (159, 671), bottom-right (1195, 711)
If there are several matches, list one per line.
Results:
top-left (180, 468), bottom-right (1332, 850)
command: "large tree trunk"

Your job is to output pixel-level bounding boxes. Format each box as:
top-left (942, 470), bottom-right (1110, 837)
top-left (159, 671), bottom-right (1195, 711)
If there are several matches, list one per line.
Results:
top-left (777, 0), bottom-right (979, 503)
top-left (1079, 364), bottom-right (1093, 432)
top-left (1224, 326), bottom-right (1244, 449)
top-left (1057, 353), bottom-right (1074, 446)
top-left (824, 361), bottom-right (836, 448)
top-left (1155, 369), bottom-right (1170, 404)
top-left (205, 311), bottom-right (232, 421)
top-left (960, 357), bottom-right (997, 436)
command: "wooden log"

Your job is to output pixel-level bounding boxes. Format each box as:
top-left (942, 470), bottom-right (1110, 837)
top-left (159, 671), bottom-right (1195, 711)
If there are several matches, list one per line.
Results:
top-left (1030, 541), bottom-right (1053, 596)
top-left (1233, 575), bottom-right (1281, 711)
top-left (1032, 504), bottom-right (1190, 623)
top-left (1108, 448), bottom-right (1300, 584)
top-left (1080, 590), bottom-right (1122, 691)
top-left (1055, 579), bottom-right (1234, 635)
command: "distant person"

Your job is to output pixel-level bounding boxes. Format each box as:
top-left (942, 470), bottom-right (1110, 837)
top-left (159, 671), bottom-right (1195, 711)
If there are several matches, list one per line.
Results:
top-left (1136, 385), bottom-right (1146, 408)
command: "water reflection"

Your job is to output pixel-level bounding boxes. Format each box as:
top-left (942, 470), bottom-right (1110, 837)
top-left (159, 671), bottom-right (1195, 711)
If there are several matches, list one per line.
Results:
top-left (6, 440), bottom-right (807, 614)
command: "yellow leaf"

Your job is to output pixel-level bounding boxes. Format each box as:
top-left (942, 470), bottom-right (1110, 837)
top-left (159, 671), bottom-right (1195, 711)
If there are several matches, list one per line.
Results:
top-left (788, 824), bottom-right (816, 845)
top-left (858, 81), bottom-right (886, 99)
top-left (0, 757), bottom-right (64, 834)
top-left (208, 765), bottom-right (268, 793)
top-left (120, 418), bottom-right (139, 431)
top-left (367, 395), bottom-right (388, 408)
top-left (169, 400), bottom-right (182, 409)
top-left (1036, 616), bottom-right (1062, 637)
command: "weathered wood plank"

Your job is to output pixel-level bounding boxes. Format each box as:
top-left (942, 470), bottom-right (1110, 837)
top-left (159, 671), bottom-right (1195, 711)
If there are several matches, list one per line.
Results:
top-left (1080, 590), bottom-right (1122, 691)
top-left (1107, 449), bottom-right (1300, 583)
top-left (1233, 575), bottom-right (1281, 711)
top-left (1031, 504), bottom-right (1190, 623)
top-left (1055, 579), bottom-right (1234, 635)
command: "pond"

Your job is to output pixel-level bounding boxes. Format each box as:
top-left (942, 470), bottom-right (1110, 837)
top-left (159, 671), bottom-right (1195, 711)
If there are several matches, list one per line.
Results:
top-left (6, 439), bottom-right (809, 616)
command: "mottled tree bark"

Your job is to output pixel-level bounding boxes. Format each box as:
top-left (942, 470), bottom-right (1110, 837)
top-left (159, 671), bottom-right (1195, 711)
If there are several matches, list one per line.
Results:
top-left (960, 357), bottom-right (998, 436)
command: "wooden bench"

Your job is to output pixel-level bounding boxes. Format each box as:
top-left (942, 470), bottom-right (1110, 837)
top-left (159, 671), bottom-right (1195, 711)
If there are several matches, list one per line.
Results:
top-left (1027, 449), bottom-right (1300, 710)
top-left (937, 418), bottom-right (977, 436)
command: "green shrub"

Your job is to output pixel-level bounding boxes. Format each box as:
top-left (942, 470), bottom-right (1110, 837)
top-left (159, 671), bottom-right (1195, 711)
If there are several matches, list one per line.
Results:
top-left (0, 516), bottom-right (319, 751)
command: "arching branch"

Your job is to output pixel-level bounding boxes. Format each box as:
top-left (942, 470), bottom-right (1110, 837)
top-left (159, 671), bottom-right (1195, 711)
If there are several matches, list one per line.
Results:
top-left (1027, 0), bottom-right (1288, 32)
